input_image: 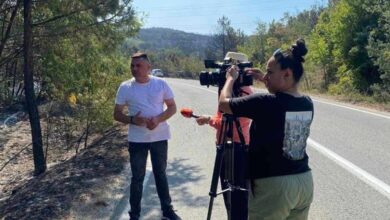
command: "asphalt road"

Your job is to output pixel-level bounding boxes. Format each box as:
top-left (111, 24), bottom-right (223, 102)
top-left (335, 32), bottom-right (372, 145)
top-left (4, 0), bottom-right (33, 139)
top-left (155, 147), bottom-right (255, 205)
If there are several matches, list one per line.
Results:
top-left (118, 78), bottom-right (390, 220)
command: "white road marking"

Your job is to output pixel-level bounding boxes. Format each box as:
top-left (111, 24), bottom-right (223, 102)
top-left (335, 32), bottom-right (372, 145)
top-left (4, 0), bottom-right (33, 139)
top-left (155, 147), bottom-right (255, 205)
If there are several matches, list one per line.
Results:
top-left (308, 138), bottom-right (390, 200)
top-left (312, 99), bottom-right (390, 120)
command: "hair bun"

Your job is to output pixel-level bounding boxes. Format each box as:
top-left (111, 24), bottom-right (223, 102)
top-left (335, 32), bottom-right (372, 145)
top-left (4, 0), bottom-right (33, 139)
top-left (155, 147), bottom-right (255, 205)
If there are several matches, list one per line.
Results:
top-left (291, 38), bottom-right (308, 63)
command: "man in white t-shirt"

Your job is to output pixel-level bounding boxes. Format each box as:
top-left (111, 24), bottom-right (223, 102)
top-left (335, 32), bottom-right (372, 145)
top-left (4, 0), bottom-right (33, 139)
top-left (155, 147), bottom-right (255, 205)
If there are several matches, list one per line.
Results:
top-left (114, 52), bottom-right (181, 220)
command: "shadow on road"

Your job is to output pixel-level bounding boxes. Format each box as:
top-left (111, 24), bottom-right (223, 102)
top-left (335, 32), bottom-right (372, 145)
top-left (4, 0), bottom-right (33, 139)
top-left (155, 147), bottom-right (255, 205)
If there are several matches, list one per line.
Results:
top-left (140, 157), bottom-right (208, 219)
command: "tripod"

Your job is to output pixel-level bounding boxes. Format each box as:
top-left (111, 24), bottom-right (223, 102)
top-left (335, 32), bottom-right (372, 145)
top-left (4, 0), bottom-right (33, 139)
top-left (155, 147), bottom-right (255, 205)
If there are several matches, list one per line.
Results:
top-left (206, 113), bottom-right (247, 220)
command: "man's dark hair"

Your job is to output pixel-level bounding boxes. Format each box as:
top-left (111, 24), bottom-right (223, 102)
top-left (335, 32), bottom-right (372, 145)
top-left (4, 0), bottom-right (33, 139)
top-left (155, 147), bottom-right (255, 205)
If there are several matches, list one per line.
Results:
top-left (131, 52), bottom-right (150, 63)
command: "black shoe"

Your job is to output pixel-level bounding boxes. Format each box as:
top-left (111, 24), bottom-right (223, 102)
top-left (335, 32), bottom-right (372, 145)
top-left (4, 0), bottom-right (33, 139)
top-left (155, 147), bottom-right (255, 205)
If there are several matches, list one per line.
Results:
top-left (162, 209), bottom-right (182, 220)
top-left (129, 212), bottom-right (139, 220)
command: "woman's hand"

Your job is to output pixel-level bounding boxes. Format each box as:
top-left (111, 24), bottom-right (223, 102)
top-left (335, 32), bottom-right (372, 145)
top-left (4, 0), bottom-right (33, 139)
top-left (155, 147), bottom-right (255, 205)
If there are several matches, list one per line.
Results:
top-left (245, 68), bottom-right (265, 82)
top-left (196, 115), bottom-right (211, 125)
top-left (226, 65), bottom-right (239, 80)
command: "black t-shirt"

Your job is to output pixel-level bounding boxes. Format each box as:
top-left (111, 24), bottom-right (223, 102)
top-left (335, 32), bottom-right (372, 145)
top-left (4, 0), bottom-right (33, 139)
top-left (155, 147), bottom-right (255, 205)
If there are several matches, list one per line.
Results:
top-left (230, 92), bottom-right (314, 179)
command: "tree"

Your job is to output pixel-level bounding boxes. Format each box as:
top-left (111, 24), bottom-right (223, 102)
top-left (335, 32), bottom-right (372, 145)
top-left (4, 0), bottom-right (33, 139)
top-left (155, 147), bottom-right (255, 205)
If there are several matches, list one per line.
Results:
top-left (0, 0), bottom-right (20, 58)
top-left (309, 0), bottom-right (386, 96)
top-left (207, 16), bottom-right (245, 60)
top-left (238, 21), bottom-right (268, 66)
top-left (23, 0), bottom-right (46, 175)
top-left (308, 9), bottom-right (337, 89)
top-left (285, 6), bottom-right (324, 39)
top-left (1, 0), bottom-right (141, 174)
top-left (1, 0), bottom-right (141, 105)
top-left (365, 0), bottom-right (390, 101)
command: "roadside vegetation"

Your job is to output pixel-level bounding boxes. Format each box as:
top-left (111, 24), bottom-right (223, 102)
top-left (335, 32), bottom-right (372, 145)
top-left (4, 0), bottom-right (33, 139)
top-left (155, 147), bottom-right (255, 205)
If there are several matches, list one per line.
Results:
top-left (127, 0), bottom-right (389, 110)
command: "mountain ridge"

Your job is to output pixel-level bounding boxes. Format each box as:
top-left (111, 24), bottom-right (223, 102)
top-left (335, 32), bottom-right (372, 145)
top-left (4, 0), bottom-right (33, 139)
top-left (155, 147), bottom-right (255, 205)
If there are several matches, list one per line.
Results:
top-left (134, 27), bottom-right (213, 57)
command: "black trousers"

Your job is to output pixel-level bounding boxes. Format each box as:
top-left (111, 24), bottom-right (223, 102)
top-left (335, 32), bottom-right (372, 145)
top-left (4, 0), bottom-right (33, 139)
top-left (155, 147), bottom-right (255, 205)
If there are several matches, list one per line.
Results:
top-left (128, 140), bottom-right (173, 219)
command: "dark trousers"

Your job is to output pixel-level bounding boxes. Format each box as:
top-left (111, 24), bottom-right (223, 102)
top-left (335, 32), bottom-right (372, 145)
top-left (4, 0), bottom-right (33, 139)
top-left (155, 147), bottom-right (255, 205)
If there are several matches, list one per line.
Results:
top-left (128, 140), bottom-right (173, 219)
top-left (220, 143), bottom-right (248, 220)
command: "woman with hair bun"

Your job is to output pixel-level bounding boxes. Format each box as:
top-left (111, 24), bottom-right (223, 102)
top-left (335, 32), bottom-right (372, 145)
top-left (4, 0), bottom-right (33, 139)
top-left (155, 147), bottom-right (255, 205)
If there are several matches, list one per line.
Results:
top-left (219, 39), bottom-right (314, 220)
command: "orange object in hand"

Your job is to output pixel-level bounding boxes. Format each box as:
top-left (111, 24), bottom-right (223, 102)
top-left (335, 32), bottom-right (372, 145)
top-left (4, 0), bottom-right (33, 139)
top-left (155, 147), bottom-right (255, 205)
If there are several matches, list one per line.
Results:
top-left (180, 108), bottom-right (199, 118)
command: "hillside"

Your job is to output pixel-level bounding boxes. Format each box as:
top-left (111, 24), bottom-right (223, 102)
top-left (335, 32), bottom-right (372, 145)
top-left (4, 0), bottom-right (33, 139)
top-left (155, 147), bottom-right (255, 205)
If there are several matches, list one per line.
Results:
top-left (129, 27), bottom-right (212, 57)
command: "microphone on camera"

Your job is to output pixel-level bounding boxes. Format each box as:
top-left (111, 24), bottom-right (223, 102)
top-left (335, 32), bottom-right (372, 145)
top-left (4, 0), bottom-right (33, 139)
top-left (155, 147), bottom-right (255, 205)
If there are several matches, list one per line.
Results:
top-left (180, 108), bottom-right (199, 118)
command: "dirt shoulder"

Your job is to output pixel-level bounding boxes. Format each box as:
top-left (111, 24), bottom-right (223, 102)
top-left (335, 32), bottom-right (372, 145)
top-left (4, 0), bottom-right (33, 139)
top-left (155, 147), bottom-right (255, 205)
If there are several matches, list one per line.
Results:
top-left (0, 120), bottom-right (130, 220)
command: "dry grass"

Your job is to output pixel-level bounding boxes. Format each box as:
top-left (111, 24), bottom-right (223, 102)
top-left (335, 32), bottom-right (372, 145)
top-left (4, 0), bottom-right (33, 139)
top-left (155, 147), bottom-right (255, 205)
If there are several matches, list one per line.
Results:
top-left (0, 119), bottom-right (130, 220)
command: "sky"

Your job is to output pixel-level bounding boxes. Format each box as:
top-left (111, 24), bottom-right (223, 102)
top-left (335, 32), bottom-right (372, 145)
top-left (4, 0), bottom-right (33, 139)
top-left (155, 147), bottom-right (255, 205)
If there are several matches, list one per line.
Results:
top-left (132, 0), bottom-right (327, 35)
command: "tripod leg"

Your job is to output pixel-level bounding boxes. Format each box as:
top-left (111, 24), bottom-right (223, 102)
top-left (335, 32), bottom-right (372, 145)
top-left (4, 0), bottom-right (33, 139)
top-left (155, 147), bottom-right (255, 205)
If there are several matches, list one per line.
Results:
top-left (207, 114), bottom-right (241, 220)
top-left (207, 197), bottom-right (215, 220)
top-left (226, 189), bottom-right (232, 220)
top-left (221, 142), bottom-right (233, 220)
top-left (226, 119), bottom-right (235, 220)
top-left (207, 145), bottom-right (224, 220)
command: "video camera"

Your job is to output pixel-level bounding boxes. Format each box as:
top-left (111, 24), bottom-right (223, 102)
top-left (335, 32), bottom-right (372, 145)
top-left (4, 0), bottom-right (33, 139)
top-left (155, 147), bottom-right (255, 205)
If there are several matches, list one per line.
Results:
top-left (199, 52), bottom-right (253, 89)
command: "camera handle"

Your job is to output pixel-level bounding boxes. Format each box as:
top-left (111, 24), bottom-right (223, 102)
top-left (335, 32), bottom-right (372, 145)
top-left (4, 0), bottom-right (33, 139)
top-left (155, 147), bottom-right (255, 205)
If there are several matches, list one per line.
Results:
top-left (206, 113), bottom-right (247, 220)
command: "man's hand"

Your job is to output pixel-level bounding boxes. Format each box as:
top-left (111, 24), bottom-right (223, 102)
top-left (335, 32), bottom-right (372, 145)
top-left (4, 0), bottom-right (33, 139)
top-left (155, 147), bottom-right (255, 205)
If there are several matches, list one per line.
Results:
top-left (132, 111), bottom-right (148, 126)
top-left (144, 98), bottom-right (176, 130)
top-left (146, 116), bottom-right (159, 130)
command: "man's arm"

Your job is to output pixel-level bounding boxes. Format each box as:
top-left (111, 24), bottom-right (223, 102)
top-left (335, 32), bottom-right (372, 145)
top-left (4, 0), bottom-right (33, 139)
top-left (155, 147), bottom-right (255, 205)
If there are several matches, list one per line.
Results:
top-left (157, 98), bottom-right (177, 122)
top-left (113, 104), bottom-right (147, 126)
top-left (113, 104), bottom-right (131, 124)
top-left (147, 98), bottom-right (177, 130)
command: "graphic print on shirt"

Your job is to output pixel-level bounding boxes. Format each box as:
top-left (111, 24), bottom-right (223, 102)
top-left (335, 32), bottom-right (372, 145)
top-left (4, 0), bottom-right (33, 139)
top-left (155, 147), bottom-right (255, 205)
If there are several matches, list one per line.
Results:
top-left (283, 111), bottom-right (313, 160)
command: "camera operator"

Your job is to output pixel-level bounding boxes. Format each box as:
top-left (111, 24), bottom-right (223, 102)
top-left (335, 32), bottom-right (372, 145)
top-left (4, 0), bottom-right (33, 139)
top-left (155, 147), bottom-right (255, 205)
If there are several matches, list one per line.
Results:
top-left (195, 84), bottom-right (253, 220)
top-left (219, 39), bottom-right (314, 220)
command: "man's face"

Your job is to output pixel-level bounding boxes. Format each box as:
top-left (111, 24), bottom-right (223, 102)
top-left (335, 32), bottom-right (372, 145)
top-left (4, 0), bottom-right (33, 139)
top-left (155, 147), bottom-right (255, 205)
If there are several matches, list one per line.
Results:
top-left (131, 58), bottom-right (151, 78)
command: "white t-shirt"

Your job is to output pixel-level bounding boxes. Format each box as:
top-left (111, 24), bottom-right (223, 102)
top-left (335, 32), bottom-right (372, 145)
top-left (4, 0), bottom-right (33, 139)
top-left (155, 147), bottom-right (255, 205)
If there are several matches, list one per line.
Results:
top-left (115, 76), bottom-right (174, 142)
